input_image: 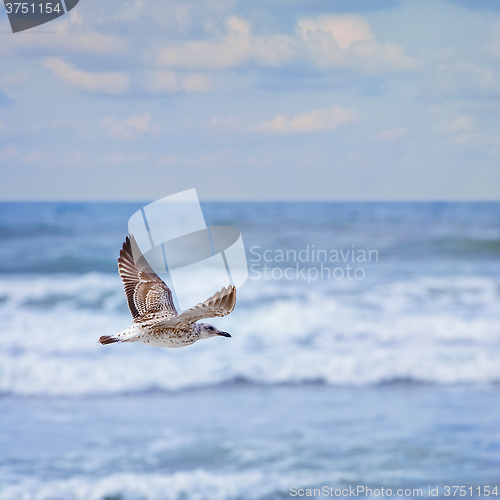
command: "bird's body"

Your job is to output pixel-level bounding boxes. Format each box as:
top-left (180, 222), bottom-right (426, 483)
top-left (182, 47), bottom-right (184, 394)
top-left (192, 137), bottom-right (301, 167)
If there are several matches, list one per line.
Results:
top-left (99, 236), bottom-right (236, 348)
top-left (106, 321), bottom-right (218, 348)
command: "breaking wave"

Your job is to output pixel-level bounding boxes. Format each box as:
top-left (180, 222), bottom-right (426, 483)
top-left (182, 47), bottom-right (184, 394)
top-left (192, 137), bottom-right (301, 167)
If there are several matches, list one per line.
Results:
top-left (0, 469), bottom-right (323, 500)
top-left (0, 273), bottom-right (499, 396)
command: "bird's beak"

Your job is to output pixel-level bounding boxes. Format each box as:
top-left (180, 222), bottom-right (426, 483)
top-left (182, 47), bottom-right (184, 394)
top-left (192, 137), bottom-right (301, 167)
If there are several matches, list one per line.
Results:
top-left (218, 331), bottom-right (231, 337)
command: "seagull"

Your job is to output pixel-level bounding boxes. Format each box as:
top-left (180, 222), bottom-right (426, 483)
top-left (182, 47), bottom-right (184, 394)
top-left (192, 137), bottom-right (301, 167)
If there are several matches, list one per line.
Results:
top-left (98, 236), bottom-right (236, 348)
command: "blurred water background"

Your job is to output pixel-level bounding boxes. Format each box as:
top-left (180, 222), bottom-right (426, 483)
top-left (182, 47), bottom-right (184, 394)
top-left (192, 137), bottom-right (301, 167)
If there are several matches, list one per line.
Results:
top-left (0, 201), bottom-right (499, 499)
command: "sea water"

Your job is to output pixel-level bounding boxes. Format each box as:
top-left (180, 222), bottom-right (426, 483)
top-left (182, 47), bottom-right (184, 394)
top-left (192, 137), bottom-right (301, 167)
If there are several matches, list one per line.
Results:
top-left (0, 202), bottom-right (499, 499)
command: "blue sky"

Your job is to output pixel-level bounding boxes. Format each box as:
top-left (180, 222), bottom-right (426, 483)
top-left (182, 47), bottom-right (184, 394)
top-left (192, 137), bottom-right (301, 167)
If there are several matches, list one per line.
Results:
top-left (1, 0), bottom-right (499, 200)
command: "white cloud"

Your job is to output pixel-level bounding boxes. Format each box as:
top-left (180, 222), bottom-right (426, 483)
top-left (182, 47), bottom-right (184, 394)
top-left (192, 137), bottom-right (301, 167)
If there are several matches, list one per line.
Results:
top-left (155, 17), bottom-right (296, 70)
top-left (100, 113), bottom-right (162, 141)
top-left (0, 146), bottom-right (45, 163)
top-left (437, 115), bottom-right (482, 146)
top-left (43, 58), bottom-right (130, 94)
top-left (434, 61), bottom-right (496, 93)
top-left (378, 127), bottom-right (409, 141)
top-left (147, 71), bottom-right (177, 93)
top-left (227, 16), bottom-right (251, 36)
top-left (0, 71), bottom-right (27, 87)
top-left (433, 110), bottom-right (498, 150)
top-left (0, 12), bottom-right (125, 57)
top-left (439, 116), bottom-right (474, 133)
top-left (0, 145), bottom-right (81, 166)
top-left (298, 15), bottom-right (420, 72)
top-left (153, 14), bottom-right (418, 75)
top-left (452, 133), bottom-right (484, 146)
top-left (0, 146), bottom-right (18, 162)
top-left (297, 15), bottom-right (374, 49)
top-left (55, 33), bottom-right (126, 55)
top-left (2, 36), bottom-right (123, 57)
top-left (21, 151), bottom-right (45, 164)
top-left (182, 73), bottom-right (212, 93)
top-left (258, 105), bottom-right (357, 134)
top-left (146, 71), bottom-right (211, 94)
top-left (206, 114), bottom-right (240, 129)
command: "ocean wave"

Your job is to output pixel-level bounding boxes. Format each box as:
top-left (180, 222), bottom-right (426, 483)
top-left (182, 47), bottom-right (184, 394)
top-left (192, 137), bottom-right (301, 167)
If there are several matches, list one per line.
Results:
top-left (0, 469), bottom-right (311, 500)
top-left (0, 273), bottom-right (499, 395)
top-left (0, 273), bottom-right (498, 314)
top-left (0, 273), bottom-right (125, 311)
top-left (1, 339), bottom-right (498, 397)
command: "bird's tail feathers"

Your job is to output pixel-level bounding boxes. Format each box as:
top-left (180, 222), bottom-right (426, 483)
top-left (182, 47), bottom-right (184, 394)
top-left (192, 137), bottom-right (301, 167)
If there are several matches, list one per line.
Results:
top-left (98, 335), bottom-right (123, 345)
top-left (99, 326), bottom-right (141, 345)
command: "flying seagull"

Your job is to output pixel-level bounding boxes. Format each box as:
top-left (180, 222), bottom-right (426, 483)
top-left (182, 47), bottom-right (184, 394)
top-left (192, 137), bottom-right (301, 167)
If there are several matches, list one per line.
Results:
top-left (98, 236), bottom-right (236, 347)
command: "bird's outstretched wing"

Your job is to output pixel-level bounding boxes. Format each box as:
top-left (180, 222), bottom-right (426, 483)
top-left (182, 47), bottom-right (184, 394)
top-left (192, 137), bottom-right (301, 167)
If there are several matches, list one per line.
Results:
top-left (118, 235), bottom-right (178, 322)
top-left (169, 285), bottom-right (236, 328)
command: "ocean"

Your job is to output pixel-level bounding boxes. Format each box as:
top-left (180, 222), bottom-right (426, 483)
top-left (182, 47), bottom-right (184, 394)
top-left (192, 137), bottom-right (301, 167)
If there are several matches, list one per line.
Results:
top-left (0, 202), bottom-right (499, 499)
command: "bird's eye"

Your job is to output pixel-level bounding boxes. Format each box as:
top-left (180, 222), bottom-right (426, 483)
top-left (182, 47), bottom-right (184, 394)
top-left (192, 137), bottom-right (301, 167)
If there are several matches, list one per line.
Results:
top-left (208, 326), bottom-right (215, 331)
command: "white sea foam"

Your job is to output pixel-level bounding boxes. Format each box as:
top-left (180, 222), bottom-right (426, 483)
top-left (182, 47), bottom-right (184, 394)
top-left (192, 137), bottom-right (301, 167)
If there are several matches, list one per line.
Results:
top-left (0, 471), bottom-right (275, 500)
top-left (0, 273), bottom-right (499, 395)
top-left (0, 469), bottom-right (350, 500)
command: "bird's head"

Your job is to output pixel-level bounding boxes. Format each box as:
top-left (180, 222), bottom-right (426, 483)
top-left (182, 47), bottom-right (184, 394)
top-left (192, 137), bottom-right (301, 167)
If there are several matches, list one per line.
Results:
top-left (197, 322), bottom-right (232, 340)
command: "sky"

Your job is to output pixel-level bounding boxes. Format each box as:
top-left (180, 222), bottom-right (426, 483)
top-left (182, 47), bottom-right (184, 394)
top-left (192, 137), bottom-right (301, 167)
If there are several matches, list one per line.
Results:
top-left (0, 0), bottom-right (500, 201)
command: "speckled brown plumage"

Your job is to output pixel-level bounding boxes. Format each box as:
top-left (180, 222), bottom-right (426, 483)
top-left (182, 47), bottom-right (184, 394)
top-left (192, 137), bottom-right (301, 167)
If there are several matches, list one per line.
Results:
top-left (98, 236), bottom-right (236, 348)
